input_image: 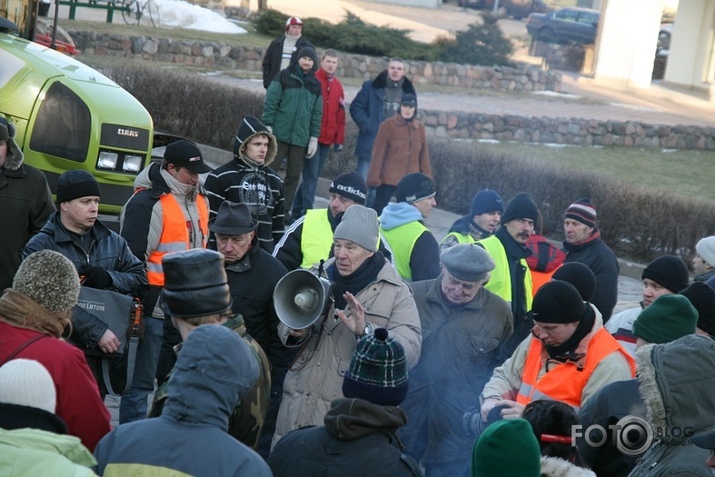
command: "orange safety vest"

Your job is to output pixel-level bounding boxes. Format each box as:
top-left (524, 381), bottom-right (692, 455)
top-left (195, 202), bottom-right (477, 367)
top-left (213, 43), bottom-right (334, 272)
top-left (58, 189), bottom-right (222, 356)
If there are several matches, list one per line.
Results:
top-left (516, 327), bottom-right (635, 410)
top-left (146, 193), bottom-right (209, 286)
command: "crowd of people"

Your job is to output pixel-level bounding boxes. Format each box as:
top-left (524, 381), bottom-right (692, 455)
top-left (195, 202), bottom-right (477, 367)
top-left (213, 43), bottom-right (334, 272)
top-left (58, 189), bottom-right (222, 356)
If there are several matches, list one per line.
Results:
top-left (2, 15), bottom-right (715, 477)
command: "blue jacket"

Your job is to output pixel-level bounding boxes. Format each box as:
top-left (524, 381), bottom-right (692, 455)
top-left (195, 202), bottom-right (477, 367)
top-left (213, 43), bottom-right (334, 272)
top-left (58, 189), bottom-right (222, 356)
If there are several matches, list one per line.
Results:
top-left (94, 325), bottom-right (272, 477)
top-left (349, 70), bottom-right (416, 159)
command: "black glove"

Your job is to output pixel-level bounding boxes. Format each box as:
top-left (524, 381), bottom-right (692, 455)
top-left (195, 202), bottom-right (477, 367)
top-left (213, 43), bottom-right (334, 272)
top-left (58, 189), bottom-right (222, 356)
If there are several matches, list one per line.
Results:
top-left (80, 265), bottom-right (113, 289)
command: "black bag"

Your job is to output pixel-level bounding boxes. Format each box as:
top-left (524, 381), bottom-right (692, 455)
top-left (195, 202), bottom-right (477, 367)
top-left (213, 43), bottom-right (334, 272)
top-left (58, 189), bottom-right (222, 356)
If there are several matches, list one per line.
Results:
top-left (73, 287), bottom-right (144, 395)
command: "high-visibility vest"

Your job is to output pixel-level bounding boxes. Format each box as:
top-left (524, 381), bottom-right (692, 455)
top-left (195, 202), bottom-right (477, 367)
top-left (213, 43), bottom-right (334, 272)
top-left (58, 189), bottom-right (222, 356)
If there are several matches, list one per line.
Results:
top-left (146, 193), bottom-right (209, 286)
top-left (300, 209), bottom-right (334, 269)
top-left (443, 231), bottom-right (475, 245)
top-left (381, 221), bottom-right (427, 281)
top-left (478, 235), bottom-right (533, 311)
top-left (515, 327), bottom-right (636, 410)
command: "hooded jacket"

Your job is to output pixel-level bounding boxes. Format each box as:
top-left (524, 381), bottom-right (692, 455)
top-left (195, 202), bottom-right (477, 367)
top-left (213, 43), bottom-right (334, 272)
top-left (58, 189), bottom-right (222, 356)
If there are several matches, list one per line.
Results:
top-left (628, 335), bottom-right (715, 477)
top-left (204, 118), bottom-right (285, 253)
top-left (269, 398), bottom-right (423, 476)
top-left (0, 122), bottom-right (55, 292)
top-left (350, 70), bottom-right (417, 159)
top-left (380, 202), bottom-right (440, 282)
top-left (368, 114), bottom-right (431, 188)
top-left (94, 325), bottom-right (272, 477)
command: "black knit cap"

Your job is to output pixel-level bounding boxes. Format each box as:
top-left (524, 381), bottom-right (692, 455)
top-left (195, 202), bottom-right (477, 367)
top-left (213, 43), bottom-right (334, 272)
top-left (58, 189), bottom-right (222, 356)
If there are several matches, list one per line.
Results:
top-left (531, 280), bottom-right (588, 324)
top-left (397, 173), bottom-right (436, 203)
top-left (501, 192), bottom-right (539, 225)
top-left (329, 172), bottom-right (367, 204)
top-left (642, 255), bottom-right (690, 293)
top-left (551, 262), bottom-right (596, 302)
top-left (680, 282), bottom-right (715, 335)
top-left (297, 46), bottom-right (316, 61)
top-left (56, 170), bottom-right (101, 204)
top-left (342, 328), bottom-right (409, 406)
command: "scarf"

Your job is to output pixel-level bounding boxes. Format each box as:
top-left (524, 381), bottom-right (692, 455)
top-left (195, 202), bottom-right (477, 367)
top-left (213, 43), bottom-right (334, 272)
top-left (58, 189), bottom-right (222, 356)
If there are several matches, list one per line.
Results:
top-left (0, 289), bottom-right (69, 338)
top-left (542, 307), bottom-right (595, 365)
top-left (329, 253), bottom-right (385, 310)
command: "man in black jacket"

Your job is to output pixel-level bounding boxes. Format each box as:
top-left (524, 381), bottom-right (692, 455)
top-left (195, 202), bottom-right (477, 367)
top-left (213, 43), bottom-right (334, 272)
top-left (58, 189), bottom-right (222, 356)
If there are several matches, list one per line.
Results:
top-left (562, 197), bottom-right (619, 322)
top-left (262, 16), bottom-right (315, 89)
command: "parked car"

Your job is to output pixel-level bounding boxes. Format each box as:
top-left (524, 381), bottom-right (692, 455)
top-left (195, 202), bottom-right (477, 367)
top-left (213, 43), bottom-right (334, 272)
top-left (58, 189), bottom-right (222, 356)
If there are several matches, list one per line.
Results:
top-left (458, 0), bottom-right (553, 20)
top-left (526, 7), bottom-right (600, 44)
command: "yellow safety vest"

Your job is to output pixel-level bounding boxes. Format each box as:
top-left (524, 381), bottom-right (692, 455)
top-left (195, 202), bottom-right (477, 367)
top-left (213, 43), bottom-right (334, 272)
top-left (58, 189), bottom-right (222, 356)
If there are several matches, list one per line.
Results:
top-left (300, 209), bottom-right (334, 269)
top-left (381, 221), bottom-right (427, 281)
top-left (478, 235), bottom-right (533, 311)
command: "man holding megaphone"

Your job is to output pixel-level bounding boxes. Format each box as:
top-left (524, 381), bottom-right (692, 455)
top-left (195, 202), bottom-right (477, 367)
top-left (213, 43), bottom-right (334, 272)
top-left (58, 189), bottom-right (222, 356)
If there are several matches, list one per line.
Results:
top-left (272, 204), bottom-right (422, 448)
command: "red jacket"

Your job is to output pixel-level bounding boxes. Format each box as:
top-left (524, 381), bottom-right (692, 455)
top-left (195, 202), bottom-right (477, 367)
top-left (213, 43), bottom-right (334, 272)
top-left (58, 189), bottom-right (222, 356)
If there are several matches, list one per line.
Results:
top-left (315, 68), bottom-right (345, 146)
top-left (0, 321), bottom-right (112, 451)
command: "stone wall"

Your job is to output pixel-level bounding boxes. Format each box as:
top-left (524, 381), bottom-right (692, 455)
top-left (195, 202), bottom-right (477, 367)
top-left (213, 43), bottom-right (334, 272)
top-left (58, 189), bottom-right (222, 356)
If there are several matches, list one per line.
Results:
top-left (67, 30), bottom-right (562, 92)
top-left (419, 111), bottom-right (715, 150)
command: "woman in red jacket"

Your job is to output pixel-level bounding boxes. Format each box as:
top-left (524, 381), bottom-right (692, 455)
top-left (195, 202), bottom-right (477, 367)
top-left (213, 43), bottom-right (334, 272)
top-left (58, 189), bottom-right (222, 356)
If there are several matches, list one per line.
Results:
top-left (367, 94), bottom-right (432, 216)
top-left (0, 250), bottom-right (112, 452)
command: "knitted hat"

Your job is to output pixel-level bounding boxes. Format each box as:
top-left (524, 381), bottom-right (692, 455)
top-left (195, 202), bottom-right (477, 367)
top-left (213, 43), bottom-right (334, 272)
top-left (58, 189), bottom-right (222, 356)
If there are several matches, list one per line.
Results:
top-left (56, 169), bottom-right (101, 204)
top-left (285, 16), bottom-right (302, 31)
top-left (633, 294), bottom-right (697, 344)
top-left (471, 189), bottom-right (504, 216)
top-left (0, 359), bottom-right (56, 414)
top-left (696, 236), bottom-right (715, 269)
top-left (164, 139), bottom-right (212, 174)
top-left (396, 173), bottom-right (436, 203)
top-left (679, 282), bottom-right (715, 335)
top-left (342, 328), bottom-right (409, 406)
top-left (401, 93), bottom-right (417, 108)
top-left (441, 243), bottom-right (495, 282)
top-left (642, 255), bottom-right (690, 293)
top-left (233, 115), bottom-right (277, 164)
top-left (329, 172), bottom-right (367, 205)
top-left (564, 197), bottom-right (597, 228)
top-left (532, 280), bottom-right (588, 324)
top-left (501, 192), bottom-right (539, 225)
top-left (297, 46), bottom-right (316, 62)
top-left (333, 205), bottom-right (379, 252)
top-left (471, 418), bottom-right (541, 477)
top-left (551, 262), bottom-right (596, 301)
top-left (13, 250), bottom-right (80, 313)
top-left (161, 249), bottom-right (232, 319)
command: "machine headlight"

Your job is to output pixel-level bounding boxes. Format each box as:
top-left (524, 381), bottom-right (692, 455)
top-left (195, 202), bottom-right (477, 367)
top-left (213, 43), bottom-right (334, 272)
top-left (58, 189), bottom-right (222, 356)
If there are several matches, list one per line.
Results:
top-left (97, 151), bottom-right (119, 169)
top-left (123, 155), bottom-right (143, 173)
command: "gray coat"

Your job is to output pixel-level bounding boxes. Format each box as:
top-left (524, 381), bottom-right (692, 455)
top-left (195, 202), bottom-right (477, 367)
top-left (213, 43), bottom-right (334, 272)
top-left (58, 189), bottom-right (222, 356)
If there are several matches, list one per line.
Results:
top-left (628, 335), bottom-right (715, 477)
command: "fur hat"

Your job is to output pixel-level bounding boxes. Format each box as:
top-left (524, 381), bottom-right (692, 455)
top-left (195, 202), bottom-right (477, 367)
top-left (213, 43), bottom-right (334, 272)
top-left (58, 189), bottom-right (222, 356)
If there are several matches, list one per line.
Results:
top-left (161, 249), bottom-right (232, 319)
top-left (552, 262), bottom-right (596, 302)
top-left (471, 418), bottom-right (542, 477)
top-left (56, 170), bottom-right (101, 204)
top-left (501, 192), bottom-right (539, 225)
top-left (633, 294), bottom-right (697, 344)
top-left (233, 115), bottom-right (277, 167)
top-left (695, 236), bottom-right (715, 269)
top-left (13, 250), bottom-right (80, 314)
top-left (285, 16), bottom-right (303, 32)
top-left (441, 243), bottom-right (495, 282)
top-left (565, 197), bottom-right (597, 228)
top-left (532, 280), bottom-right (588, 324)
top-left (642, 255), bottom-right (690, 293)
top-left (0, 359), bottom-right (56, 414)
top-left (342, 328), bottom-right (408, 406)
top-left (679, 282), bottom-right (715, 336)
top-left (0, 117), bottom-right (24, 170)
top-left (333, 205), bottom-right (379, 252)
top-left (396, 173), bottom-right (436, 203)
top-left (471, 189), bottom-right (504, 216)
top-left (329, 172), bottom-right (367, 204)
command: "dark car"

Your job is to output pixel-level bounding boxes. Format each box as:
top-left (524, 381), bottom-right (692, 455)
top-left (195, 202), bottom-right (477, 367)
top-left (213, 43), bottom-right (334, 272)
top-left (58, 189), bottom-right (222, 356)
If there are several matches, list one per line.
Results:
top-left (526, 7), bottom-right (600, 44)
top-left (458, 0), bottom-right (553, 20)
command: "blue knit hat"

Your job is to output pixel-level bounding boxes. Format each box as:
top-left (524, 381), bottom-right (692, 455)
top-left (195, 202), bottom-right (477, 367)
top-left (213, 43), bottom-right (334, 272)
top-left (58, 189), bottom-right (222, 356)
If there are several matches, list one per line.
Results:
top-left (471, 189), bottom-right (504, 216)
top-left (342, 328), bottom-right (408, 406)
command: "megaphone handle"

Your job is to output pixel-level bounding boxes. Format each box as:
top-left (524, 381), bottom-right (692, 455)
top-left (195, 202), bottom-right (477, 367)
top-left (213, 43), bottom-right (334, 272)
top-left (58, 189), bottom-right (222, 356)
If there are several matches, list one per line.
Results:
top-left (288, 307), bottom-right (330, 373)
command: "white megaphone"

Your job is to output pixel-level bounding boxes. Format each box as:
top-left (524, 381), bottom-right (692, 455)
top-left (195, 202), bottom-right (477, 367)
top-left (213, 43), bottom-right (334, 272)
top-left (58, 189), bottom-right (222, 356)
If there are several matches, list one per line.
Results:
top-left (273, 269), bottom-right (334, 330)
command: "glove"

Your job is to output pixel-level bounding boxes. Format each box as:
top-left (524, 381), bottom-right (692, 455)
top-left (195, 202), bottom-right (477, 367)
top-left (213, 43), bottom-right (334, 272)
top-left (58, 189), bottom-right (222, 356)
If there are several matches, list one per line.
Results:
top-left (266, 125), bottom-right (273, 133)
top-left (79, 265), bottom-right (113, 289)
top-left (306, 137), bottom-right (318, 159)
top-left (333, 144), bottom-right (343, 152)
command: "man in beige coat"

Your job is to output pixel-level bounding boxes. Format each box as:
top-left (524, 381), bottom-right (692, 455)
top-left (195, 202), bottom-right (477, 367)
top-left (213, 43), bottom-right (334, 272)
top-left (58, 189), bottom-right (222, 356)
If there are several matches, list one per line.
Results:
top-left (272, 205), bottom-right (422, 447)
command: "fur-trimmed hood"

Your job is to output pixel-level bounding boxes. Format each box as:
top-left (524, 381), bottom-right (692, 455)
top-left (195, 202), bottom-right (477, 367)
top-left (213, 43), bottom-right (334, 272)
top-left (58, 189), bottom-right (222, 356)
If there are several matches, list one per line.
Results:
top-left (0, 120), bottom-right (24, 171)
top-left (232, 116), bottom-right (277, 168)
top-left (540, 456), bottom-right (596, 477)
top-left (371, 69), bottom-right (416, 95)
top-left (635, 334), bottom-right (715, 438)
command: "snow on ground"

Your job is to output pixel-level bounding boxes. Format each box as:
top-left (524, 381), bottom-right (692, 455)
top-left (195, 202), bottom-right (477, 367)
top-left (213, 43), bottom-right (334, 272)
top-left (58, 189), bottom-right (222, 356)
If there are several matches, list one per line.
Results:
top-left (155, 0), bottom-right (246, 34)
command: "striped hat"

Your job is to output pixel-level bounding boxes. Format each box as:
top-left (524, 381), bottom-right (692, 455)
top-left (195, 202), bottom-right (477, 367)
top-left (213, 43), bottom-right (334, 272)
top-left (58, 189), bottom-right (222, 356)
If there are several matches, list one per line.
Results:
top-left (565, 197), bottom-right (597, 228)
top-left (342, 328), bottom-right (408, 406)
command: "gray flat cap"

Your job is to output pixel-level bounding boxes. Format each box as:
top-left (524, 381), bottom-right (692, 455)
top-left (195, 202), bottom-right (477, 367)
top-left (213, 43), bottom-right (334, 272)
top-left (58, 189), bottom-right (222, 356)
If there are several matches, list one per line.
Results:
top-left (441, 244), bottom-right (495, 282)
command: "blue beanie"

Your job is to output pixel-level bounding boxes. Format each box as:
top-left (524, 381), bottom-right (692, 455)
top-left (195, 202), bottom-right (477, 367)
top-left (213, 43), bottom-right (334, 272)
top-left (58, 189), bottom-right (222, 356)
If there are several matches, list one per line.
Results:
top-left (471, 189), bottom-right (504, 216)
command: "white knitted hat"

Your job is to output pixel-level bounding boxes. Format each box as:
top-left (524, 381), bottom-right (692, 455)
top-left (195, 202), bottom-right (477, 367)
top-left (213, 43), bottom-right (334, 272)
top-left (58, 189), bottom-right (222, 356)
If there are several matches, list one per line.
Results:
top-left (0, 359), bottom-right (57, 414)
top-left (696, 236), bottom-right (715, 269)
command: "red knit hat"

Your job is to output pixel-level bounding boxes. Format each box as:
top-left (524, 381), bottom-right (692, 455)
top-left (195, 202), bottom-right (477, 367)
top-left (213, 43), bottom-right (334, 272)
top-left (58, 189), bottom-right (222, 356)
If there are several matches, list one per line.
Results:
top-left (285, 16), bottom-right (303, 31)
